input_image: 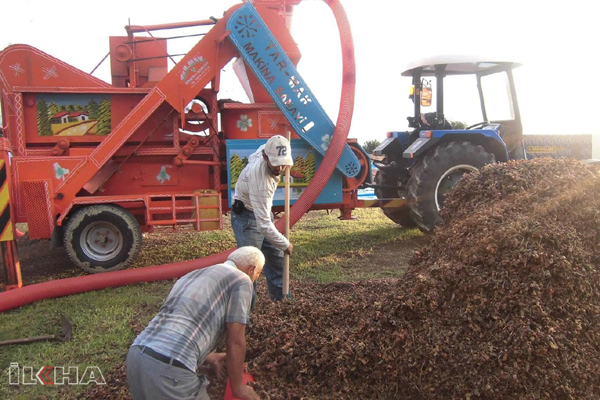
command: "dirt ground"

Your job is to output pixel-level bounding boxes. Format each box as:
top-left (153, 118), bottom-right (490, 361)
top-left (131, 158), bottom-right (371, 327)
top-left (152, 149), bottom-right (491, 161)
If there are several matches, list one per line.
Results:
top-left (1, 226), bottom-right (428, 288)
top-left (2, 224), bottom-right (429, 400)
top-left (0, 227), bottom-right (83, 287)
top-left (4, 158), bottom-right (599, 400)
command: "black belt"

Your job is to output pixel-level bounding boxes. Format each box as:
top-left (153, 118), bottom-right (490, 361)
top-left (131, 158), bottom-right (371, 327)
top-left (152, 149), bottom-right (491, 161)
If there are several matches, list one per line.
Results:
top-left (138, 346), bottom-right (192, 372)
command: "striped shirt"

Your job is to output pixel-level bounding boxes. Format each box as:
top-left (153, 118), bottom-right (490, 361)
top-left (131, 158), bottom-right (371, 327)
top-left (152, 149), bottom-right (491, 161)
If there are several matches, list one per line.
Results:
top-left (233, 145), bottom-right (289, 251)
top-left (132, 261), bottom-right (253, 372)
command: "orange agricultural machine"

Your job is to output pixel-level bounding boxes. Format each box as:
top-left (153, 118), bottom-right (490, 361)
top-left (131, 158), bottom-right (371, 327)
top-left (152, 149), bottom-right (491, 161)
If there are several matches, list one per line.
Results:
top-left (0, 0), bottom-right (372, 285)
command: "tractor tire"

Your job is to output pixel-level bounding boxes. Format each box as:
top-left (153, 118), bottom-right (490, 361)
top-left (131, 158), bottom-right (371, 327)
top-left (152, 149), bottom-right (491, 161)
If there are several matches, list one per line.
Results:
top-left (407, 141), bottom-right (495, 232)
top-left (374, 171), bottom-right (416, 228)
top-left (63, 205), bottom-right (142, 274)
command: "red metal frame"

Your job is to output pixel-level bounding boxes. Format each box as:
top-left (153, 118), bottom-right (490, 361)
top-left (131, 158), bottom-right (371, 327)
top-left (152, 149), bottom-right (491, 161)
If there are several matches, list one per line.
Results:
top-left (0, 1), bottom-right (369, 282)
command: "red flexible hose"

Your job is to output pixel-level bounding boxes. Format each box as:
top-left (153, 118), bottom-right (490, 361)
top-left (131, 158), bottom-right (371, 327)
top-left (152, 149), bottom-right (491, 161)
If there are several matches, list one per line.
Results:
top-left (276, 0), bottom-right (355, 229)
top-left (0, 0), bottom-right (355, 313)
top-left (0, 251), bottom-right (234, 313)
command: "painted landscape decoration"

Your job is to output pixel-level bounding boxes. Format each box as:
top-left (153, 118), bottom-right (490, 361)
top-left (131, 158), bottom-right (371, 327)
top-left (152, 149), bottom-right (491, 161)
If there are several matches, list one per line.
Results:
top-left (229, 151), bottom-right (316, 189)
top-left (36, 94), bottom-right (111, 137)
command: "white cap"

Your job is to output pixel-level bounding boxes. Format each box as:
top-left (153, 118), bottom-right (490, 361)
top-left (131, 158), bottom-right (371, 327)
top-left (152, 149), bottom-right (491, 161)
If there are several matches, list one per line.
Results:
top-left (264, 135), bottom-right (293, 167)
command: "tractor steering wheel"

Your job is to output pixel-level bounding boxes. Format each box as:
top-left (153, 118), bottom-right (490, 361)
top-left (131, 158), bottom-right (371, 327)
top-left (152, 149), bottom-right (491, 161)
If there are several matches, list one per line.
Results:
top-left (466, 121), bottom-right (490, 130)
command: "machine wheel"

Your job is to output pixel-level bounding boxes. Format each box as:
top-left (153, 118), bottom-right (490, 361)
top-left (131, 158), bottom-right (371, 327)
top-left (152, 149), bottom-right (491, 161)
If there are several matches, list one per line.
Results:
top-left (342, 145), bottom-right (370, 192)
top-left (407, 141), bottom-right (495, 232)
top-left (374, 171), bottom-right (416, 228)
top-left (63, 205), bottom-right (142, 274)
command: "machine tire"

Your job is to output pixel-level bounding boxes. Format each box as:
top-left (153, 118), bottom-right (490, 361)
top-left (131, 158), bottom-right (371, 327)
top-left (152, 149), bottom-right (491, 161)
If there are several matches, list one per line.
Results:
top-left (374, 171), bottom-right (416, 228)
top-left (407, 141), bottom-right (495, 232)
top-left (63, 205), bottom-right (142, 274)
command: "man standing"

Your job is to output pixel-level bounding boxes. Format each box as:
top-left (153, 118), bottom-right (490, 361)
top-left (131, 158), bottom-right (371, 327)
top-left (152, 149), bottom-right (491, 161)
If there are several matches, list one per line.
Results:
top-left (126, 246), bottom-right (265, 400)
top-left (231, 135), bottom-right (294, 302)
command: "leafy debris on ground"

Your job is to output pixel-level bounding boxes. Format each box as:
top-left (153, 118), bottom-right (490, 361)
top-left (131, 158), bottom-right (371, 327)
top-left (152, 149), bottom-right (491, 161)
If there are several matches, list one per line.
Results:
top-left (88, 158), bottom-right (600, 399)
top-left (243, 158), bottom-right (600, 399)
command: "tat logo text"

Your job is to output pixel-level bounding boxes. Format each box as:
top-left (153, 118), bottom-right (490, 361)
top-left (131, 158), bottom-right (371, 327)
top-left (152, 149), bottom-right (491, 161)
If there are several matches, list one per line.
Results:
top-left (8, 362), bottom-right (106, 385)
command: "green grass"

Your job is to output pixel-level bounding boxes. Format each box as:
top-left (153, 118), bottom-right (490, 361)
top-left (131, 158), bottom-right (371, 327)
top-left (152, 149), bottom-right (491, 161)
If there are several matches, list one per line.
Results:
top-left (291, 209), bottom-right (422, 281)
top-left (0, 283), bottom-right (172, 399)
top-left (0, 209), bottom-right (421, 399)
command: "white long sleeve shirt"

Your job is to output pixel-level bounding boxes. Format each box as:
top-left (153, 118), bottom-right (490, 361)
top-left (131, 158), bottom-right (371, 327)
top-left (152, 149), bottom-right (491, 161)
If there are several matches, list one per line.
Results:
top-left (233, 145), bottom-right (290, 251)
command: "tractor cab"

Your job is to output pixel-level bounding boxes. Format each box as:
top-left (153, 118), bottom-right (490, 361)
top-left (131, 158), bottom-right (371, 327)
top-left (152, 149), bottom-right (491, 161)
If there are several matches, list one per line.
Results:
top-left (372, 57), bottom-right (527, 232)
top-left (402, 56), bottom-right (525, 160)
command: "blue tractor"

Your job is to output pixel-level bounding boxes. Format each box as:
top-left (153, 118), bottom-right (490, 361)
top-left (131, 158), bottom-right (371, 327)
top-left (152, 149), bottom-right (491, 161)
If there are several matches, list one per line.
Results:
top-left (373, 57), bottom-right (526, 231)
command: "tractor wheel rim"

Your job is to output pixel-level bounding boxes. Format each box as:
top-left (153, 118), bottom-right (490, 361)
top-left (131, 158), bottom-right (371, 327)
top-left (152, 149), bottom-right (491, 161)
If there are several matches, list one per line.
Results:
top-left (80, 221), bottom-right (123, 262)
top-left (434, 164), bottom-right (479, 210)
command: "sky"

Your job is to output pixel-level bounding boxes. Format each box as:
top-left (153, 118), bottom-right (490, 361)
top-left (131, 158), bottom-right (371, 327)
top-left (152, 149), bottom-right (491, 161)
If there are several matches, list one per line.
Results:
top-left (2, 0), bottom-right (599, 156)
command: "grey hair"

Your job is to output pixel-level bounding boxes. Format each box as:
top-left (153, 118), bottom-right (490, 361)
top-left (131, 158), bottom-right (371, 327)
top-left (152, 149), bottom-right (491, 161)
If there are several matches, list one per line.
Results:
top-left (227, 246), bottom-right (265, 271)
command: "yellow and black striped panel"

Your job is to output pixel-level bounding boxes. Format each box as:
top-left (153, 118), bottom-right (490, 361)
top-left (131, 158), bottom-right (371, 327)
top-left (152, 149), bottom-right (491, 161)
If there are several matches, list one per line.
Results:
top-left (0, 159), bottom-right (14, 241)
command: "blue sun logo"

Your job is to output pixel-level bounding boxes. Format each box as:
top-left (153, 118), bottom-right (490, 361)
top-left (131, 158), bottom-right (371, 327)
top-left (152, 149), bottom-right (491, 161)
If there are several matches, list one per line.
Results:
top-left (234, 14), bottom-right (258, 38)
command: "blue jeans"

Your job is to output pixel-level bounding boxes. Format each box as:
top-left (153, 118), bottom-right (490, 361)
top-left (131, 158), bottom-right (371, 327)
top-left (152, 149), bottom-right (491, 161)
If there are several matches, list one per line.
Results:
top-left (231, 208), bottom-right (284, 301)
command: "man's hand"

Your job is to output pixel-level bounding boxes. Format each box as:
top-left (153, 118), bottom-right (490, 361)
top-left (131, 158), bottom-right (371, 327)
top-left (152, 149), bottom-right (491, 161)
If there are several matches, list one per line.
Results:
top-left (235, 384), bottom-right (260, 400)
top-left (205, 352), bottom-right (227, 380)
top-left (284, 242), bottom-right (293, 256)
top-left (227, 322), bottom-right (253, 399)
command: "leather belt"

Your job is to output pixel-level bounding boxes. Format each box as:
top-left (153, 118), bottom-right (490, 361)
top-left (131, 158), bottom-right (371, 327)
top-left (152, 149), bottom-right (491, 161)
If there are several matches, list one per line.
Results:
top-left (138, 346), bottom-right (192, 372)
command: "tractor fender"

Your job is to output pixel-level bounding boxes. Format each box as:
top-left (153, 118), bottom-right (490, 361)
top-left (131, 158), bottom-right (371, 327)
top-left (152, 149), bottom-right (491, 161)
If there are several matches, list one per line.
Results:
top-left (402, 130), bottom-right (510, 162)
top-left (373, 131), bottom-right (412, 159)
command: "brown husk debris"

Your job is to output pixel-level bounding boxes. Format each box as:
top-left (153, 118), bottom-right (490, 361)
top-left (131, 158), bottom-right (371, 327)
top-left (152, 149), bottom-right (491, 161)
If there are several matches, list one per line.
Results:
top-left (238, 158), bottom-right (600, 399)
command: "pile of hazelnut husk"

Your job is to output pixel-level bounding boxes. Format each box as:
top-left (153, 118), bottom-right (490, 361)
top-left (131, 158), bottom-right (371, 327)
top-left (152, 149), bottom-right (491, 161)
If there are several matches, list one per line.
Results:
top-left (237, 158), bottom-right (600, 400)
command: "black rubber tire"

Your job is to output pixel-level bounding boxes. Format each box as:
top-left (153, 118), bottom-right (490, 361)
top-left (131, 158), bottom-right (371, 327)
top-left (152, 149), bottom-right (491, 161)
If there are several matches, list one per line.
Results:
top-left (63, 205), bottom-right (142, 274)
top-left (374, 171), bottom-right (416, 228)
top-left (407, 141), bottom-right (495, 232)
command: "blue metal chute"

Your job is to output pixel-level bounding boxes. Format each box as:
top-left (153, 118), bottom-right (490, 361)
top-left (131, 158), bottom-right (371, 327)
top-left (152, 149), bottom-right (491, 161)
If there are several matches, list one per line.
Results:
top-left (226, 3), bottom-right (360, 178)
